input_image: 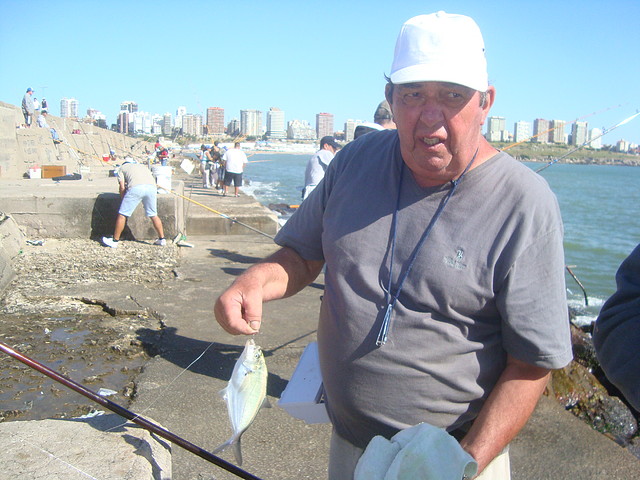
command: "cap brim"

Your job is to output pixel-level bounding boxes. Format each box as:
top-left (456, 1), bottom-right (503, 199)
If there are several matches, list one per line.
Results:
top-left (390, 64), bottom-right (488, 91)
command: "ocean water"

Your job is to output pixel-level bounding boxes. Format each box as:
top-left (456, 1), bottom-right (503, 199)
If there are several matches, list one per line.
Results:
top-left (243, 153), bottom-right (640, 325)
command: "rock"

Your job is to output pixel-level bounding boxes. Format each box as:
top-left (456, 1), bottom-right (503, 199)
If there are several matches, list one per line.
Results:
top-left (552, 361), bottom-right (638, 442)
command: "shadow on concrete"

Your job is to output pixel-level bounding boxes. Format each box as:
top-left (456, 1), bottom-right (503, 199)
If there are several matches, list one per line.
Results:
top-left (136, 326), bottom-right (289, 398)
top-left (91, 193), bottom-right (135, 240)
top-left (208, 248), bottom-right (263, 264)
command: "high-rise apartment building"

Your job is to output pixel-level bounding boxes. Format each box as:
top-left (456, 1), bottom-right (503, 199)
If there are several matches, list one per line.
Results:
top-left (227, 119), bottom-right (240, 137)
top-left (486, 116), bottom-right (506, 142)
top-left (240, 109), bottom-right (262, 137)
top-left (266, 107), bottom-right (286, 139)
top-left (589, 127), bottom-right (602, 149)
top-left (287, 119), bottom-right (316, 140)
top-left (120, 101), bottom-right (138, 113)
top-left (316, 112), bottom-right (334, 139)
top-left (162, 113), bottom-right (172, 135)
top-left (571, 121), bottom-right (588, 146)
top-left (117, 111), bottom-right (129, 134)
top-left (60, 98), bottom-right (79, 118)
top-left (182, 114), bottom-right (203, 136)
top-left (533, 118), bottom-right (550, 143)
top-left (513, 121), bottom-right (531, 143)
top-left (206, 107), bottom-right (225, 136)
top-left (344, 119), bottom-right (366, 142)
top-left (550, 120), bottom-right (566, 144)
top-left (175, 106), bottom-right (187, 130)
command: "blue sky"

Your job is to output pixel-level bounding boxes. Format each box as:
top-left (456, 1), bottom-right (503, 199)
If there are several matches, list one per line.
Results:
top-left (1, 0), bottom-right (639, 145)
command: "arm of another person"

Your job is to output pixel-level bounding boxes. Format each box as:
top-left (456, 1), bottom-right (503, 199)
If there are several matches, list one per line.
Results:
top-left (593, 244), bottom-right (640, 411)
top-left (459, 355), bottom-right (550, 475)
top-left (214, 246), bottom-right (324, 335)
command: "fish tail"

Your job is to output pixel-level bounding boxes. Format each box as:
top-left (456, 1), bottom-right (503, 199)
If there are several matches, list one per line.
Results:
top-left (212, 436), bottom-right (244, 466)
top-left (233, 437), bottom-right (243, 466)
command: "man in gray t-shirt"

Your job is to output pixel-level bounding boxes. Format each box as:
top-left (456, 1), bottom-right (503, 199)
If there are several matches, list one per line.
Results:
top-left (215, 11), bottom-right (572, 479)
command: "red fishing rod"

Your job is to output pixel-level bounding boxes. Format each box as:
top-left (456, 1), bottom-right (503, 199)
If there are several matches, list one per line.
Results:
top-left (0, 341), bottom-right (264, 480)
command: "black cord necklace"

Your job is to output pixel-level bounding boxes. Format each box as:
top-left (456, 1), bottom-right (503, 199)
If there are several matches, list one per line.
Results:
top-left (376, 149), bottom-right (479, 347)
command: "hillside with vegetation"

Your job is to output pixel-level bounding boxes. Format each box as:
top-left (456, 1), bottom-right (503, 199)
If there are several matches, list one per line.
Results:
top-left (492, 142), bottom-right (640, 166)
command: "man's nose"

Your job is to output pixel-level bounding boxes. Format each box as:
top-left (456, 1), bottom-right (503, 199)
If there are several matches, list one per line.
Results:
top-left (418, 102), bottom-right (445, 128)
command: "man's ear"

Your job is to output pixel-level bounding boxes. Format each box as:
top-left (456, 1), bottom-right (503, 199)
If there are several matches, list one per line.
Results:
top-left (480, 86), bottom-right (496, 125)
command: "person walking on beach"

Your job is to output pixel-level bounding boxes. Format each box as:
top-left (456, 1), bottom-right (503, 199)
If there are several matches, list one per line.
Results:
top-left (215, 11), bottom-right (572, 479)
top-left (222, 142), bottom-right (248, 197)
top-left (302, 135), bottom-right (341, 200)
top-left (102, 157), bottom-right (166, 249)
top-left (21, 88), bottom-right (35, 127)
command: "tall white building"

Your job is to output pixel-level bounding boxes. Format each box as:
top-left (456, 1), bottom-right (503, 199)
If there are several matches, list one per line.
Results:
top-left (60, 98), bottom-right (79, 118)
top-left (175, 106), bottom-right (187, 130)
top-left (486, 116), bottom-right (506, 142)
top-left (266, 107), bottom-right (286, 139)
top-left (513, 121), bottom-right (531, 143)
top-left (287, 119), bottom-right (316, 140)
top-left (588, 127), bottom-right (602, 149)
top-left (182, 114), bottom-right (203, 136)
top-left (240, 109), bottom-right (262, 137)
top-left (571, 121), bottom-right (588, 146)
top-left (550, 120), bottom-right (566, 144)
top-left (344, 119), bottom-right (366, 142)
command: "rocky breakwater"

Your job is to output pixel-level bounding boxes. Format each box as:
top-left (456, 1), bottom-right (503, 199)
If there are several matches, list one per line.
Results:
top-left (551, 317), bottom-right (640, 459)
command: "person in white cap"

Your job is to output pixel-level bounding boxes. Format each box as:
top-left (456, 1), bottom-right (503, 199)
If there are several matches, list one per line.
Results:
top-left (214, 12), bottom-right (572, 479)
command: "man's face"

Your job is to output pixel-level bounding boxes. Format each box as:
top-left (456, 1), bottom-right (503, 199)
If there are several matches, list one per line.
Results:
top-left (387, 81), bottom-right (493, 187)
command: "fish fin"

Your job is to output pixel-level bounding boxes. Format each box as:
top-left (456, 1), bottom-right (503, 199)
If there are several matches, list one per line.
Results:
top-left (218, 386), bottom-right (228, 399)
top-left (212, 439), bottom-right (233, 456)
top-left (262, 397), bottom-right (272, 409)
top-left (233, 437), bottom-right (243, 466)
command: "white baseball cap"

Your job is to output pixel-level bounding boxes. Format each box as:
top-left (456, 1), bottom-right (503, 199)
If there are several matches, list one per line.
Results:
top-left (389, 11), bottom-right (489, 92)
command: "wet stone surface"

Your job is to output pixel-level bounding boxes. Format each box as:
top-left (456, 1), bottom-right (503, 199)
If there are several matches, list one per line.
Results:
top-left (0, 238), bottom-right (180, 422)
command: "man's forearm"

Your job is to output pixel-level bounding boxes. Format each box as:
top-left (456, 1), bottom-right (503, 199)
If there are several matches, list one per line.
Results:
top-left (459, 355), bottom-right (550, 474)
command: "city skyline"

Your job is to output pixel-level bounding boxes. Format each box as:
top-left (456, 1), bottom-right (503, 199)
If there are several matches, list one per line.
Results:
top-left (1, 1), bottom-right (638, 145)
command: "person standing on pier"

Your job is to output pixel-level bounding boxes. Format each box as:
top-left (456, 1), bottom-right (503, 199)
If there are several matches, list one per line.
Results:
top-left (222, 142), bottom-right (248, 197)
top-left (215, 11), bottom-right (572, 479)
top-left (102, 157), bottom-right (166, 248)
top-left (21, 88), bottom-right (35, 127)
top-left (302, 135), bottom-right (341, 200)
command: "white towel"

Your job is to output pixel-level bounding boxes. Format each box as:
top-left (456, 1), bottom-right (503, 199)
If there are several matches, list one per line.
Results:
top-left (354, 423), bottom-right (478, 480)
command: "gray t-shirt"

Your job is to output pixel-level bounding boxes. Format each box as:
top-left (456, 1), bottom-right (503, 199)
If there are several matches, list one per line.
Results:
top-left (275, 129), bottom-right (573, 448)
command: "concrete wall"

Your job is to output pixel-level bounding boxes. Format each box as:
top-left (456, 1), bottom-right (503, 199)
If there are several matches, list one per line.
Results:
top-left (1, 182), bottom-right (186, 240)
top-left (0, 213), bottom-right (24, 293)
top-left (0, 101), bottom-right (153, 179)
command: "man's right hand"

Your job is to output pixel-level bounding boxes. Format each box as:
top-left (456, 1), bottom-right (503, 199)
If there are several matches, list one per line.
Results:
top-left (214, 276), bottom-right (265, 335)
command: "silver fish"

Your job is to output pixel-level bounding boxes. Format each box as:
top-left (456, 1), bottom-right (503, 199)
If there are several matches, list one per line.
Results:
top-left (213, 337), bottom-right (269, 465)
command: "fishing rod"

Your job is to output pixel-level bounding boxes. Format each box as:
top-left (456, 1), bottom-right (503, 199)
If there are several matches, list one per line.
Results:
top-left (0, 341), bottom-right (264, 480)
top-left (535, 111), bottom-right (640, 173)
top-left (170, 190), bottom-right (275, 239)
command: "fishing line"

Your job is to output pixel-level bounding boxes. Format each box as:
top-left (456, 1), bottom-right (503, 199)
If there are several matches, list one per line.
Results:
top-left (535, 110), bottom-right (640, 173)
top-left (503, 103), bottom-right (626, 151)
top-left (9, 432), bottom-right (100, 479)
top-left (0, 341), bottom-right (264, 480)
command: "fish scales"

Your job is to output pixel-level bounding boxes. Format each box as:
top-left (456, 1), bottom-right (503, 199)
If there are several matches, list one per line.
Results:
top-left (213, 337), bottom-right (269, 465)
